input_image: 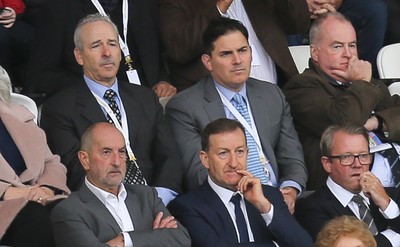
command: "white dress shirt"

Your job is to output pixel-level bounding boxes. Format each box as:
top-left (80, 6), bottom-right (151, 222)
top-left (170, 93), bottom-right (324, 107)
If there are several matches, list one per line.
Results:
top-left (327, 177), bottom-right (400, 246)
top-left (208, 176), bottom-right (275, 243)
top-left (218, 0), bottom-right (277, 84)
top-left (85, 178), bottom-right (134, 247)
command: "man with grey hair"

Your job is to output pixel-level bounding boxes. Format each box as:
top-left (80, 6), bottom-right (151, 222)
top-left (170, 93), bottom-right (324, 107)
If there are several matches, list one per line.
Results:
top-left (25, 0), bottom-right (175, 101)
top-left (295, 123), bottom-right (400, 246)
top-left (283, 11), bottom-right (400, 190)
top-left (40, 14), bottom-right (183, 205)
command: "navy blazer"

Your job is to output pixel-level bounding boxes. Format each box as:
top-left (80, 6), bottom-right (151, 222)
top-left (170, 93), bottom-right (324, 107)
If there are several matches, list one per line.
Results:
top-left (41, 79), bottom-right (183, 192)
top-left (295, 185), bottom-right (400, 247)
top-left (169, 180), bottom-right (313, 247)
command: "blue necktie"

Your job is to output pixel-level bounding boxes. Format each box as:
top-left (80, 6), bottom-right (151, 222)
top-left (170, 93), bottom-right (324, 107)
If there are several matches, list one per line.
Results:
top-left (230, 194), bottom-right (249, 243)
top-left (232, 94), bottom-right (269, 184)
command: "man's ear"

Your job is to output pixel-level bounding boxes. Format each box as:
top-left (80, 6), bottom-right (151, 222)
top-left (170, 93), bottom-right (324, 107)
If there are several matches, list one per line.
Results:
top-left (310, 44), bottom-right (319, 63)
top-left (321, 156), bottom-right (332, 173)
top-left (74, 48), bottom-right (84, 66)
top-left (201, 54), bottom-right (213, 72)
top-left (78, 150), bottom-right (90, 171)
top-left (199, 151), bottom-right (210, 169)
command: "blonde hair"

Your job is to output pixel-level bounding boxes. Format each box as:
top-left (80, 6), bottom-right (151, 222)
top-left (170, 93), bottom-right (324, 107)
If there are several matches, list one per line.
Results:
top-left (0, 66), bottom-right (12, 103)
top-left (314, 216), bottom-right (376, 247)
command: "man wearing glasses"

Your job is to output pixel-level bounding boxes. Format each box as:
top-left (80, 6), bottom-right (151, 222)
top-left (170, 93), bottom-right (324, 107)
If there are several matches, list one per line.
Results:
top-left (295, 124), bottom-right (400, 247)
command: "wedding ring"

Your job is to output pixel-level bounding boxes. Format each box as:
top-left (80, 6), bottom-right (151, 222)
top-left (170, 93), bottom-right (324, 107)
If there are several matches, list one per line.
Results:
top-left (38, 197), bottom-right (42, 201)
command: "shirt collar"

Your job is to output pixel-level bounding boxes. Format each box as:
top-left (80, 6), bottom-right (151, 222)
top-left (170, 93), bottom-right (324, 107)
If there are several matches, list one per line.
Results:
top-left (84, 75), bottom-right (121, 100)
top-left (208, 176), bottom-right (243, 204)
top-left (85, 176), bottom-right (127, 204)
top-left (214, 81), bottom-right (248, 103)
top-left (326, 176), bottom-right (370, 207)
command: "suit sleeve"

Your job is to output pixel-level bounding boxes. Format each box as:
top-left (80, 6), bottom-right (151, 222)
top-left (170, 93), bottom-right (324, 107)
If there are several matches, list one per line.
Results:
top-left (148, 92), bottom-right (184, 193)
top-left (272, 87), bottom-right (308, 188)
top-left (165, 95), bottom-right (208, 192)
top-left (51, 200), bottom-right (111, 247)
top-left (272, 0), bottom-right (310, 35)
top-left (158, 0), bottom-right (220, 64)
top-left (168, 198), bottom-right (275, 247)
top-left (128, 186), bottom-right (191, 247)
top-left (40, 98), bottom-right (85, 191)
top-left (264, 187), bottom-right (313, 247)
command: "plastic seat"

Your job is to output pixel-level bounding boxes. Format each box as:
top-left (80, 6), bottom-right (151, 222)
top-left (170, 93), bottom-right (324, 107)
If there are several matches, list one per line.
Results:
top-left (288, 45), bottom-right (310, 74)
top-left (377, 43), bottom-right (400, 79)
top-left (376, 43), bottom-right (400, 96)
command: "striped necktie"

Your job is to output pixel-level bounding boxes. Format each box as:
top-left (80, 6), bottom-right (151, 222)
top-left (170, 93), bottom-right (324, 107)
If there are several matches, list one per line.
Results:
top-left (352, 195), bottom-right (378, 235)
top-left (232, 94), bottom-right (269, 184)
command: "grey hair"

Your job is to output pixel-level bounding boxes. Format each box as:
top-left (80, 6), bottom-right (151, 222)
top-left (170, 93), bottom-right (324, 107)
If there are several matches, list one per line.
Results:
top-left (309, 12), bottom-right (352, 46)
top-left (74, 13), bottom-right (119, 50)
top-left (0, 66), bottom-right (12, 103)
top-left (320, 123), bottom-right (369, 156)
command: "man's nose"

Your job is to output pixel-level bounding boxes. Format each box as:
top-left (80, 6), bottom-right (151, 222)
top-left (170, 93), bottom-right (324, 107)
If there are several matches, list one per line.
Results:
top-left (232, 52), bottom-right (242, 64)
top-left (102, 45), bottom-right (111, 57)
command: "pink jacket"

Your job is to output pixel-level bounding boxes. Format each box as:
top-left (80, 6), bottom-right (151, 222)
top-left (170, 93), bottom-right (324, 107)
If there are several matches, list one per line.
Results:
top-left (0, 101), bottom-right (70, 238)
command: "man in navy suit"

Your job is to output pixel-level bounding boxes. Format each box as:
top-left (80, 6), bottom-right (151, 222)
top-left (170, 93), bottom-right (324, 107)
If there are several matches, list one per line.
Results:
top-left (168, 118), bottom-right (313, 247)
top-left (295, 124), bottom-right (400, 246)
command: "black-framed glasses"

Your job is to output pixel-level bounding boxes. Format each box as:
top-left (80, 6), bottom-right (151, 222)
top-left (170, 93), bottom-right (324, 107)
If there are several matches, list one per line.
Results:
top-left (328, 153), bottom-right (373, 166)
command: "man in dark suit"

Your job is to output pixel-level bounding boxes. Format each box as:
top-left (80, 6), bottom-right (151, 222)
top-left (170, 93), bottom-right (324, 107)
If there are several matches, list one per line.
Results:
top-left (51, 122), bottom-right (191, 247)
top-left (166, 17), bottom-right (307, 213)
top-left (40, 14), bottom-right (183, 204)
top-left (25, 0), bottom-right (176, 101)
top-left (158, 0), bottom-right (312, 91)
top-left (295, 124), bottom-right (400, 246)
top-left (169, 118), bottom-right (312, 247)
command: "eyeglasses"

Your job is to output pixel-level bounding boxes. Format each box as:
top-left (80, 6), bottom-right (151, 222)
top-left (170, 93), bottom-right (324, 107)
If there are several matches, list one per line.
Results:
top-left (328, 153), bottom-right (373, 166)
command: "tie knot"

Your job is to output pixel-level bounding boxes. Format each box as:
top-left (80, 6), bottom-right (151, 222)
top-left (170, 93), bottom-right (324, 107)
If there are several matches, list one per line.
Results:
top-left (232, 94), bottom-right (245, 106)
top-left (352, 194), bottom-right (365, 205)
top-left (104, 89), bottom-right (117, 101)
top-left (230, 193), bottom-right (242, 206)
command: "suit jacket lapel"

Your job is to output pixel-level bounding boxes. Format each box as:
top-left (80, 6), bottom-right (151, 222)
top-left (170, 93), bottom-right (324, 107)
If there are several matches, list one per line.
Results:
top-left (124, 186), bottom-right (147, 230)
top-left (79, 184), bottom-right (122, 234)
top-left (118, 82), bottom-right (142, 144)
top-left (323, 186), bottom-right (355, 216)
top-left (203, 76), bottom-right (230, 121)
top-left (76, 82), bottom-right (109, 125)
top-left (200, 181), bottom-right (240, 243)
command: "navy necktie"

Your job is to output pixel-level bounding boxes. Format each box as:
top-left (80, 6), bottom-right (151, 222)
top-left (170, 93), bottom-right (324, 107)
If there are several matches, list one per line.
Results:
top-left (230, 194), bottom-right (249, 243)
top-left (103, 89), bottom-right (146, 185)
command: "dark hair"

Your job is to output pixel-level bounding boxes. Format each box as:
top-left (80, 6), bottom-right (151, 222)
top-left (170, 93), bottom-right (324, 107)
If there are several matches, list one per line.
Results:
top-left (320, 123), bottom-right (369, 156)
top-left (201, 118), bottom-right (246, 151)
top-left (202, 17), bottom-right (249, 55)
